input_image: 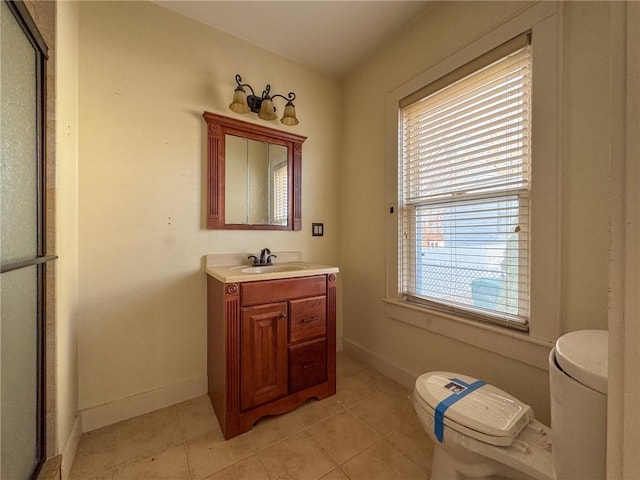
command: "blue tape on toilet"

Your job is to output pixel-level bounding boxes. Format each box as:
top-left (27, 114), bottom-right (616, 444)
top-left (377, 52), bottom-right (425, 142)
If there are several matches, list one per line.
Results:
top-left (434, 378), bottom-right (486, 443)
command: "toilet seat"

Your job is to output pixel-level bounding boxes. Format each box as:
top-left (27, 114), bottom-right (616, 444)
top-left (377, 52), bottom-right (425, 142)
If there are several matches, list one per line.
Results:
top-left (414, 372), bottom-right (534, 447)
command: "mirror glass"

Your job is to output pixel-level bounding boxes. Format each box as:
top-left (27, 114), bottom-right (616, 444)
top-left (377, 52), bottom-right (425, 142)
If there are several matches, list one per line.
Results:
top-left (225, 135), bottom-right (288, 225)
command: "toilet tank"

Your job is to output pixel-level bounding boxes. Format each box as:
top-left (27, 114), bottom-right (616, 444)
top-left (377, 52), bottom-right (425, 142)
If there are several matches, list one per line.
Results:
top-left (549, 330), bottom-right (608, 480)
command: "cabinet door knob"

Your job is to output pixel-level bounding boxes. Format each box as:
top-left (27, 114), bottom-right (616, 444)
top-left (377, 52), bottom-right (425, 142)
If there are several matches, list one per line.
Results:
top-left (279, 312), bottom-right (288, 318)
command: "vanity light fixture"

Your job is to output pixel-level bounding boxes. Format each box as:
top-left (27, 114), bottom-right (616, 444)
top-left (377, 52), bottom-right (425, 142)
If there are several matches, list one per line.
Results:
top-left (228, 74), bottom-right (299, 126)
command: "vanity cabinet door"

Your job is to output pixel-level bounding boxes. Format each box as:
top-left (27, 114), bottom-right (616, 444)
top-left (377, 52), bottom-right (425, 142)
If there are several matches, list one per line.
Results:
top-left (240, 302), bottom-right (288, 410)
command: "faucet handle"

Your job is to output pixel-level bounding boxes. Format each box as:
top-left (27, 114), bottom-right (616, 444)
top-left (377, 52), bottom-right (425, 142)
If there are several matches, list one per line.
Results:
top-left (266, 254), bottom-right (277, 265)
top-left (247, 255), bottom-right (258, 265)
top-left (259, 247), bottom-right (271, 264)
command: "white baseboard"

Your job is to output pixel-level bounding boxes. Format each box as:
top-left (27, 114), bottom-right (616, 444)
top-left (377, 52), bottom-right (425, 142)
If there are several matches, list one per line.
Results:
top-left (342, 338), bottom-right (418, 391)
top-left (60, 416), bottom-right (82, 480)
top-left (80, 375), bottom-right (208, 433)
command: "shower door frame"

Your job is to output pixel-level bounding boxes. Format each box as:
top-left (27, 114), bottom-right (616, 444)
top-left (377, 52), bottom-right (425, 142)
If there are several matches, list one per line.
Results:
top-left (1, 1), bottom-right (55, 478)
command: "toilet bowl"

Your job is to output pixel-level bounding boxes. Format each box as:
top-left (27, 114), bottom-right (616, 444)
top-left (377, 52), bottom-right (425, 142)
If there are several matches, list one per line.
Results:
top-left (413, 330), bottom-right (608, 480)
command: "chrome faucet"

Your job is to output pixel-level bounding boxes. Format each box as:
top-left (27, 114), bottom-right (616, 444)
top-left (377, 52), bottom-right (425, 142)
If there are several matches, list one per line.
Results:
top-left (248, 248), bottom-right (277, 266)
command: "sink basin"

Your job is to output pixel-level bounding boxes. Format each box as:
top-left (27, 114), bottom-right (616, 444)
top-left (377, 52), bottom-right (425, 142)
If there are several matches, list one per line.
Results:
top-left (240, 264), bottom-right (309, 274)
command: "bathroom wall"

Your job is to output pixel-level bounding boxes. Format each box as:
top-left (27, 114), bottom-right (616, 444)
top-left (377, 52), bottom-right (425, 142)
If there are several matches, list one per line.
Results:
top-left (56, 0), bottom-right (81, 464)
top-left (75, 1), bottom-right (341, 428)
top-left (341, 1), bottom-right (612, 424)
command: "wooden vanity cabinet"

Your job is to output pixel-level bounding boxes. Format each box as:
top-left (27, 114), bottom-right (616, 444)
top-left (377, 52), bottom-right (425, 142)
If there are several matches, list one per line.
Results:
top-left (207, 274), bottom-right (337, 439)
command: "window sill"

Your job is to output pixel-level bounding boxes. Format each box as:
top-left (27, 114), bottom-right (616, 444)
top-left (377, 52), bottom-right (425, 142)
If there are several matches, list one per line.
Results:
top-left (383, 298), bottom-right (553, 370)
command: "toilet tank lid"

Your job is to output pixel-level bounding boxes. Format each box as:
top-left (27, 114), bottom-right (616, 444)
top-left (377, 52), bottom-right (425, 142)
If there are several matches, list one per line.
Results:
top-left (415, 372), bottom-right (533, 441)
top-left (555, 330), bottom-right (608, 394)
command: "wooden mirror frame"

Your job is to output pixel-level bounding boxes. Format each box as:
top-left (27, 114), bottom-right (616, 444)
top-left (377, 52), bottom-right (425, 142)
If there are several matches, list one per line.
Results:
top-left (203, 111), bottom-right (306, 230)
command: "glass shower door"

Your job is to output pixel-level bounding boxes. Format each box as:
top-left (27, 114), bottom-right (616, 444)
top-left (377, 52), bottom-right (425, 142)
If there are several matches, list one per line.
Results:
top-left (0, 1), bottom-right (51, 478)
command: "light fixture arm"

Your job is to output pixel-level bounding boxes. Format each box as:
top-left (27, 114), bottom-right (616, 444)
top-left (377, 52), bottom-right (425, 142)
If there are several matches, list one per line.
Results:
top-left (234, 74), bottom-right (256, 97)
top-left (271, 92), bottom-right (296, 103)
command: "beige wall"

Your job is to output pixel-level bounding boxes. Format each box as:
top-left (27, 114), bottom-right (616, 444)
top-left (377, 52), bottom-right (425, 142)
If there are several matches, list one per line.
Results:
top-left (561, 2), bottom-right (611, 333)
top-left (341, 1), bottom-right (612, 425)
top-left (76, 1), bottom-right (341, 413)
top-left (56, 0), bottom-right (80, 454)
top-left (607, 3), bottom-right (640, 476)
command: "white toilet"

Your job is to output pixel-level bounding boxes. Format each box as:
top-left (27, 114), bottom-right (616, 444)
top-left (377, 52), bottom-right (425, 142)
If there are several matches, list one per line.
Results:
top-left (413, 330), bottom-right (608, 480)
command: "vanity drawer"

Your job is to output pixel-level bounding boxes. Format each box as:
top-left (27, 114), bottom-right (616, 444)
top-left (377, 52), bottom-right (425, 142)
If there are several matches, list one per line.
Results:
top-left (288, 338), bottom-right (327, 393)
top-left (241, 275), bottom-right (326, 307)
top-left (289, 296), bottom-right (326, 343)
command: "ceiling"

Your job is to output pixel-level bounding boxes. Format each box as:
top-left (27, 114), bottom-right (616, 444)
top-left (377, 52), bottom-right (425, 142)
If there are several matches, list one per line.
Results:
top-left (153, 1), bottom-right (431, 78)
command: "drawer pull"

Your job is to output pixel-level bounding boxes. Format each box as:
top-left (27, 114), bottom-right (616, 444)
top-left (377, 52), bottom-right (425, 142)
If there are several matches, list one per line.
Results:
top-left (303, 362), bottom-right (320, 369)
top-left (279, 312), bottom-right (288, 318)
top-left (301, 316), bottom-right (318, 323)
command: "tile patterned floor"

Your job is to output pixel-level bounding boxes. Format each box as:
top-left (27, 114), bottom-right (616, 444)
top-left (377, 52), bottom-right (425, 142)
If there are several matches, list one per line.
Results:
top-left (69, 352), bottom-right (434, 480)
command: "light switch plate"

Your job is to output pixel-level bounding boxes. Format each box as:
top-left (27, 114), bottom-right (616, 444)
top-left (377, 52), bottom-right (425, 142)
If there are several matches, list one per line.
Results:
top-left (312, 223), bottom-right (324, 236)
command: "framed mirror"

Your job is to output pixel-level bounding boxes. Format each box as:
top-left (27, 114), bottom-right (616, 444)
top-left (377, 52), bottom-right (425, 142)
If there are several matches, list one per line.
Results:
top-left (203, 112), bottom-right (306, 230)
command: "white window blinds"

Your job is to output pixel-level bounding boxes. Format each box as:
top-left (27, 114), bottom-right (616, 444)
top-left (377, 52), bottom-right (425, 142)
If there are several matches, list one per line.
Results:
top-left (271, 162), bottom-right (288, 226)
top-left (400, 34), bottom-right (531, 330)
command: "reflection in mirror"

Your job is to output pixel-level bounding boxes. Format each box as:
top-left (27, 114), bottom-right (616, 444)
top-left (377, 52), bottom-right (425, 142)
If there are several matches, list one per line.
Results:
top-left (203, 111), bottom-right (306, 230)
top-left (224, 136), bottom-right (288, 225)
top-left (269, 144), bottom-right (288, 225)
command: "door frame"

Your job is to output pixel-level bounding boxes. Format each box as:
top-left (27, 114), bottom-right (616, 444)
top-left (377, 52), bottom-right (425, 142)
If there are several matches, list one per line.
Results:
top-left (1, 1), bottom-right (55, 478)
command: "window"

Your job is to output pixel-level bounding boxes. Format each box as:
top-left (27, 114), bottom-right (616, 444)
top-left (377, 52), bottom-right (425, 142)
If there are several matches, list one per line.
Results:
top-left (399, 34), bottom-right (531, 331)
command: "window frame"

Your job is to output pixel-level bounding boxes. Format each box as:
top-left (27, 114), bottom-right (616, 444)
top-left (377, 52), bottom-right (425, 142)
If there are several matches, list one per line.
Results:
top-left (384, 3), bottom-right (562, 369)
top-left (399, 35), bottom-right (532, 331)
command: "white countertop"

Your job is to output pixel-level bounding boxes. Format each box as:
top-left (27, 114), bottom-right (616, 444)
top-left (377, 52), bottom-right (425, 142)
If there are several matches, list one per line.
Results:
top-left (204, 252), bottom-right (339, 283)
